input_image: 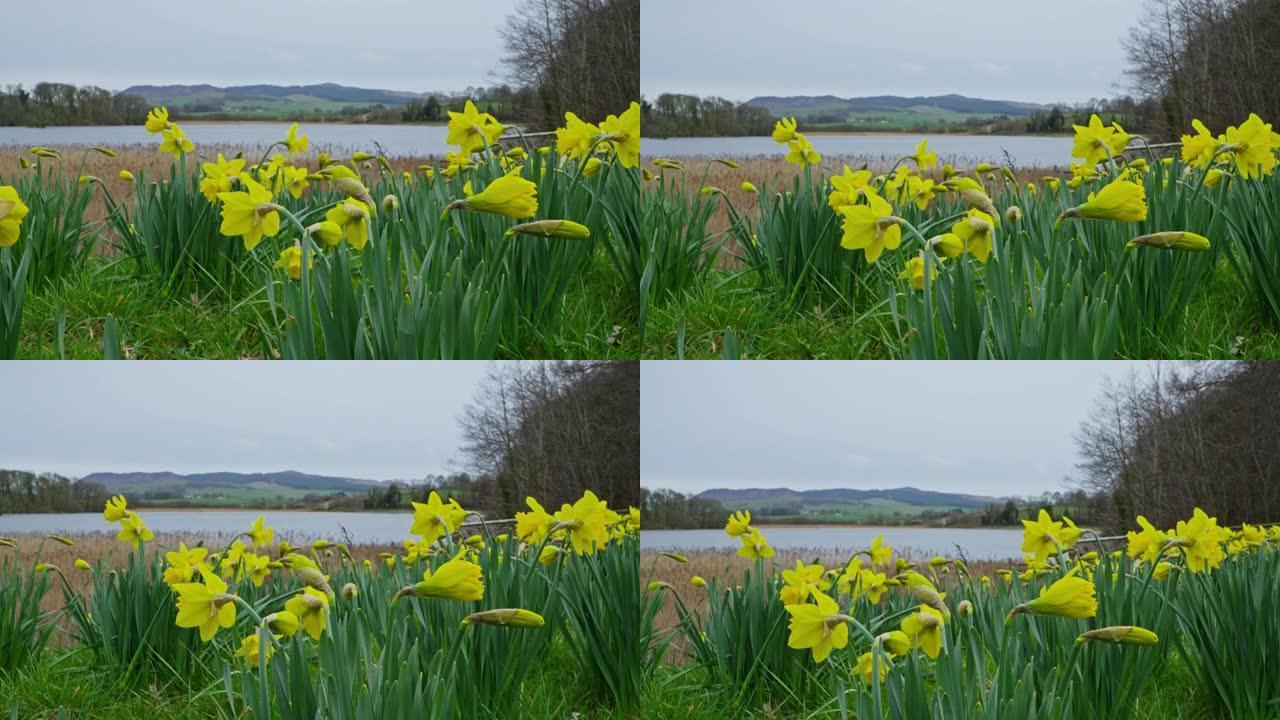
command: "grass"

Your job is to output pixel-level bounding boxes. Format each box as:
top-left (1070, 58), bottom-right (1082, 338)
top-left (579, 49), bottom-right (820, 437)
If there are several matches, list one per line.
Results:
top-left (13, 252), bottom-right (633, 360)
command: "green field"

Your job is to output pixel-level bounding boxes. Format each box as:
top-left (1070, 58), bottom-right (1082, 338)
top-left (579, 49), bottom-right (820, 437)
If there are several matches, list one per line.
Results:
top-left (726, 497), bottom-right (959, 524)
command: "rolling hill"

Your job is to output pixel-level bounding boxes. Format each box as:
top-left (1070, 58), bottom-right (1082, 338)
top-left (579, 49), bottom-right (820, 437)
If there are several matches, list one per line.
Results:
top-left (742, 94), bottom-right (1045, 130)
top-left (696, 486), bottom-right (1001, 523)
top-left (82, 470), bottom-right (385, 505)
top-left (120, 83), bottom-right (434, 117)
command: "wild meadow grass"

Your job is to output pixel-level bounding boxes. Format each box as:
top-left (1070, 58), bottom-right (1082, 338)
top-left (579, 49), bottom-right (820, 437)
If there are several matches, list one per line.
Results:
top-left (638, 114), bottom-right (1280, 359)
top-left (640, 510), bottom-right (1280, 719)
top-left (0, 491), bottom-right (641, 719)
top-left (0, 100), bottom-right (641, 360)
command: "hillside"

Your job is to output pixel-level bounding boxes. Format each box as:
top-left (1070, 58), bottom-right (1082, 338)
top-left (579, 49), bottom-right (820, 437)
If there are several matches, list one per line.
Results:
top-left (120, 83), bottom-right (433, 117)
top-left (82, 470), bottom-right (384, 506)
top-left (696, 486), bottom-right (1000, 524)
top-left (742, 93), bottom-right (1045, 131)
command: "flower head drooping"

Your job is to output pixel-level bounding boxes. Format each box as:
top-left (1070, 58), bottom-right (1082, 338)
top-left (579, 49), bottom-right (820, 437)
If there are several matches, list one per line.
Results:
top-left (1058, 178), bottom-right (1147, 224)
top-left (599, 102), bottom-right (640, 168)
top-left (0, 186), bottom-right (30, 249)
top-left (1008, 571), bottom-right (1097, 621)
top-left (217, 176), bottom-right (281, 251)
top-left (284, 587), bottom-right (330, 640)
top-left (235, 632), bottom-right (274, 668)
top-left (900, 604), bottom-right (946, 659)
top-left (785, 591), bottom-right (851, 663)
top-left (174, 570), bottom-right (237, 642)
top-left (839, 191), bottom-right (901, 264)
top-left (443, 171), bottom-right (538, 220)
top-left (951, 209), bottom-right (996, 264)
top-left (324, 198), bottom-right (371, 250)
top-left (394, 555), bottom-right (485, 605)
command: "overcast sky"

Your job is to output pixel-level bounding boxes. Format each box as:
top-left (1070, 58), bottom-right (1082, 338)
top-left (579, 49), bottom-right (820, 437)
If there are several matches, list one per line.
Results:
top-left (3, 0), bottom-right (518, 92)
top-left (641, 362), bottom-right (1163, 498)
top-left (641, 0), bottom-right (1145, 105)
top-left (0, 362), bottom-right (516, 481)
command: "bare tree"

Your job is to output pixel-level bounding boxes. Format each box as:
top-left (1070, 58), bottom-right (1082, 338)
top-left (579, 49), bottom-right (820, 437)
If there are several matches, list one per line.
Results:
top-left (459, 361), bottom-right (639, 515)
top-left (1074, 362), bottom-right (1280, 532)
top-left (499, 0), bottom-right (639, 129)
top-left (1123, 0), bottom-right (1280, 137)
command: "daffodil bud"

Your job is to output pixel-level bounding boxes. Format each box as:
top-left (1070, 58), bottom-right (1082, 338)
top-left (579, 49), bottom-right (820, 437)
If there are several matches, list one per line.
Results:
top-left (741, 181), bottom-right (757, 193)
top-left (1004, 206), bottom-right (1022, 224)
top-left (957, 600), bottom-right (973, 617)
top-left (504, 219), bottom-right (591, 241)
top-left (647, 581), bottom-right (673, 592)
top-left (264, 610), bottom-right (300, 637)
top-left (307, 221), bottom-right (343, 247)
top-left (45, 534), bottom-right (75, 546)
top-left (657, 551), bottom-right (688, 564)
top-left (691, 575), bottom-right (707, 588)
top-left (119, 170), bottom-right (135, 182)
top-left (875, 630), bottom-right (913, 656)
top-left (462, 608), bottom-right (545, 628)
top-left (341, 583), bottom-right (358, 601)
top-left (1077, 626), bottom-right (1158, 646)
top-left (74, 558), bottom-right (91, 570)
top-left (1125, 231), bottom-right (1210, 252)
top-left (382, 194), bottom-right (399, 212)
top-left (713, 158), bottom-right (740, 169)
top-left (90, 146), bottom-right (118, 158)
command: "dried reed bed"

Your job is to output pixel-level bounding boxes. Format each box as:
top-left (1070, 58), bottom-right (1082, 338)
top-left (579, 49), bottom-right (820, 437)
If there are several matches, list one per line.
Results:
top-left (641, 546), bottom-right (1013, 637)
top-left (0, 145), bottom-right (447, 239)
top-left (4, 531), bottom-right (402, 617)
top-left (650, 155), bottom-right (1058, 241)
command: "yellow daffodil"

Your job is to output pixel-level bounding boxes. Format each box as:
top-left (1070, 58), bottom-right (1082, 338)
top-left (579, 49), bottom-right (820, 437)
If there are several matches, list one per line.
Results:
top-left (516, 497), bottom-right (556, 544)
top-left (913, 139), bottom-right (938, 170)
top-left (0, 186), bottom-right (30, 248)
top-left (839, 192), bottom-right (901, 264)
top-left (102, 495), bottom-right (128, 523)
top-left (738, 527), bottom-right (775, 560)
top-left (772, 117), bottom-right (798, 144)
top-left (899, 253), bottom-right (937, 291)
top-left (828, 166), bottom-right (872, 208)
top-left (785, 135), bottom-right (821, 166)
top-left (395, 556), bottom-right (485, 604)
top-left (273, 243), bottom-right (312, 281)
top-left (446, 100), bottom-right (505, 154)
top-left (1223, 113), bottom-right (1278, 179)
top-left (1008, 572), bottom-right (1097, 620)
top-left (199, 153), bottom-right (245, 202)
top-left (217, 176), bottom-right (281, 251)
top-left (599, 102), bottom-right (640, 168)
top-left (283, 122), bottom-right (309, 156)
top-left (1181, 119), bottom-right (1219, 168)
top-left (785, 591), bottom-right (850, 663)
top-left (1058, 178), bottom-right (1147, 223)
top-left (264, 610), bottom-right (300, 637)
top-left (724, 510), bottom-right (752, 537)
top-left (553, 490), bottom-right (611, 555)
top-left (780, 560), bottom-right (829, 605)
top-left (1071, 114), bottom-right (1128, 166)
top-left (951, 208), bottom-right (996, 263)
top-left (855, 651), bottom-right (891, 684)
top-left (410, 491), bottom-right (468, 545)
top-left (284, 587), bottom-right (330, 640)
top-left (164, 543), bottom-right (211, 586)
top-left (1171, 507), bottom-right (1228, 573)
top-left (324, 198), bottom-right (371, 250)
top-left (691, 575), bottom-right (707, 588)
top-left (159, 123), bottom-right (195, 160)
top-left (444, 171), bottom-right (537, 219)
top-left (174, 571), bottom-right (237, 642)
top-left (900, 604), bottom-right (946, 659)
top-left (145, 107), bottom-right (170, 134)
top-left (117, 513), bottom-right (153, 545)
top-left (235, 632), bottom-right (274, 667)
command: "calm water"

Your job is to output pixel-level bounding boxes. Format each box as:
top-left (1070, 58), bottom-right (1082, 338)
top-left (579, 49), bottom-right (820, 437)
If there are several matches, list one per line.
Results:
top-left (641, 527), bottom-right (1029, 560)
top-left (0, 123), bottom-right (453, 157)
top-left (641, 134), bottom-right (1075, 168)
top-left (0, 510), bottom-right (422, 544)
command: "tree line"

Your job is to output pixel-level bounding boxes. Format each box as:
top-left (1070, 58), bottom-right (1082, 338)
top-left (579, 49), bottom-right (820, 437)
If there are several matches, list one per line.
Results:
top-left (641, 94), bottom-right (777, 138)
top-left (460, 361), bottom-right (639, 517)
top-left (1075, 362), bottom-right (1280, 533)
top-left (1123, 0), bottom-right (1280, 138)
top-left (0, 469), bottom-right (111, 514)
top-left (0, 83), bottom-right (149, 127)
top-left (500, 0), bottom-right (639, 130)
top-left (639, 488), bottom-right (727, 529)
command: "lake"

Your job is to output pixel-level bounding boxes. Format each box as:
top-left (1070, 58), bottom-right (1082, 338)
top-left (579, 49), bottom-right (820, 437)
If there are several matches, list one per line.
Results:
top-left (0, 122), bottom-right (455, 157)
top-left (641, 526), bottom-right (1032, 560)
top-left (641, 134), bottom-right (1076, 168)
top-left (0, 510), bottom-right (435, 544)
